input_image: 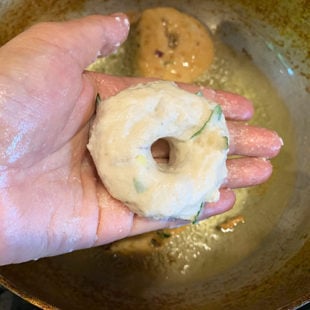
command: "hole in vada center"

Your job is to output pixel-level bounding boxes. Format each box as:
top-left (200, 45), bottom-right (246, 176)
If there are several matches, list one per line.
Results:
top-left (151, 138), bottom-right (170, 165)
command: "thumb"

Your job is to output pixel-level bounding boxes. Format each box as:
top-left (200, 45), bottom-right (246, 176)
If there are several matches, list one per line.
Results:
top-left (23, 13), bottom-right (130, 69)
top-left (0, 13), bottom-right (130, 74)
top-left (62, 13), bottom-right (130, 67)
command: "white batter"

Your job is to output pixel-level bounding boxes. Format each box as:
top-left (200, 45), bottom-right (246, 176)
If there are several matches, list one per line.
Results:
top-left (87, 81), bottom-right (229, 221)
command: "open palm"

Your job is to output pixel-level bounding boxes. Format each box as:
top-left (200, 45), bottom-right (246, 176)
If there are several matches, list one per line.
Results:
top-left (0, 15), bottom-right (282, 265)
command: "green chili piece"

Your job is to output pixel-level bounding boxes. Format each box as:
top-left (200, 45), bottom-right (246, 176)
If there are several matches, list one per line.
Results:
top-left (192, 202), bottom-right (204, 224)
top-left (191, 105), bottom-right (222, 139)
top-left (133, 178), bottom-right (146, 193)
top-left (95, 94), bottom-right (101, 107)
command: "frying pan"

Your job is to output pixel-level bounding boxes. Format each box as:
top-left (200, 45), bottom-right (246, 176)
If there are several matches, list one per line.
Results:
top-left (0, 0), bottom-right (309, 309)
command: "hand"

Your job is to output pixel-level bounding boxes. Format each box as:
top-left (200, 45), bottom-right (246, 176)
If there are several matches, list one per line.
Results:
top-left (0, 15), bottom-right (282, 265)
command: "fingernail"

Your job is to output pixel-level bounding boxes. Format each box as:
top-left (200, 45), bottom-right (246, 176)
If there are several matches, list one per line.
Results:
top-left (110, 12), bottom-right (130, 29)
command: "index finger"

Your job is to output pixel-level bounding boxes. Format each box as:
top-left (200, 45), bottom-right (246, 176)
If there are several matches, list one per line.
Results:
top-left (88, 72), bottom-right (254, 121)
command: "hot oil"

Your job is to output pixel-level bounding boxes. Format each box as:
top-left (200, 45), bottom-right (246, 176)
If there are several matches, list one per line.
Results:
top-left (88, 22), bottom-right (296, 287)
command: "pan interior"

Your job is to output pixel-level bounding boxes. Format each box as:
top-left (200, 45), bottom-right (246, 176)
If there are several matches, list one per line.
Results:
top-left (0, 0), bottom-right (309, 309)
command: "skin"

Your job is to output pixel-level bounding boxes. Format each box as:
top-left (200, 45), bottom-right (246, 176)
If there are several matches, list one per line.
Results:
top-left (0, 15), bottom-right (282, 265)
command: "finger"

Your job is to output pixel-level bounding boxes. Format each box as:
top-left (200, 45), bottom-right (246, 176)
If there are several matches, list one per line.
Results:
top-left (88, 72), bottom-right (254, 121)
top-left (52, 14), bottom-right (130, 69)
top-left (224, 157), bottom-right (272, 188)
top-left (30, 14), bottom-right (129, 69)
top-left (151, 121), bottom-right (283, 160)
top-left (228, 121), bottom-right (283, 158)
top-left (128, 189), bottom-right (236, 237)
top-left (212, 89), bottom-right (254, 121)
top-left (0, 15), bottom-right (129, 76)
top-left (153, 152), bottom-right (272, 189)
top-left (152, 155), bottom-right (272, 189)
top-left (200, 188), bottom-right (236, 219)
top-left (177, 83), bottom-right (254, 121)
